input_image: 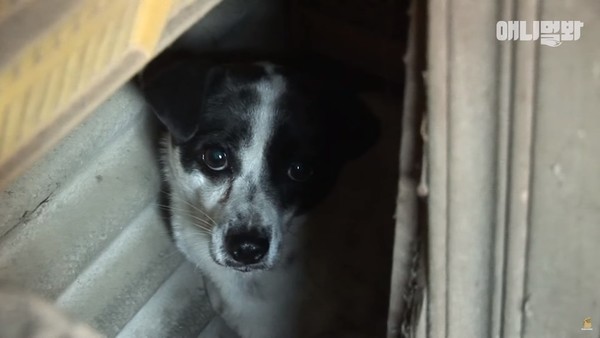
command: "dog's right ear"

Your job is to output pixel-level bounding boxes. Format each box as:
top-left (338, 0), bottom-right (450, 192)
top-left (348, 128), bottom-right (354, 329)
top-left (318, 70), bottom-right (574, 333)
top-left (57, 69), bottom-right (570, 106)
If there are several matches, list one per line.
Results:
top-left (139, 58), bottom-right (222, 144)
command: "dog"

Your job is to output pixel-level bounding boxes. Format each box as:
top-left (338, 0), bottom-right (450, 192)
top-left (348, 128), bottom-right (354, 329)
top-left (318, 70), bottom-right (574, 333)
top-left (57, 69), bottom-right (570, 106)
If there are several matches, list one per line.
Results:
top-left (141, 55), bottom-right (381, 338)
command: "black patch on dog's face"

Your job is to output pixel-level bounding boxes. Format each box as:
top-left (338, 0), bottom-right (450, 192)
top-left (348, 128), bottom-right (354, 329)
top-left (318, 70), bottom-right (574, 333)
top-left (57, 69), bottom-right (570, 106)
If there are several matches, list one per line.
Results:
top-left (143, 59), bottom-right (379, 217)
top-left (170, 65), bottom-right (268, 180)
top-left (178, 88), bottom-right (259, 178)
top-left (262, 72), bottom-right (379, 214)
top-left (264, 90), bottom-right (340, 213)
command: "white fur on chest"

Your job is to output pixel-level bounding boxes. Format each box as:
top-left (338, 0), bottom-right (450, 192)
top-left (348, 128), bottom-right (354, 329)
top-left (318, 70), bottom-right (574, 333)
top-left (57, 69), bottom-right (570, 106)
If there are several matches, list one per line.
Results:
top-left (171, 208), bottom-right (304, 338)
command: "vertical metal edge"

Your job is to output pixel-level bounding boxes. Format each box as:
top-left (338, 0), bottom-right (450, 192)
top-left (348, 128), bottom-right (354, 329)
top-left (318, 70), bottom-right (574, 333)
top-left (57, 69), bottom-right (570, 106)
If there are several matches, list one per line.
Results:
top-left (492, 0), bottom-right (515, 336)
top-left (445, 0), bottom-right (500, 337)
top-left (386, 0), bottom-right (427, 334)
top-left (426, 0), bottom-right (449, 335)
top-left (502, 0), bottom-right (540, 337)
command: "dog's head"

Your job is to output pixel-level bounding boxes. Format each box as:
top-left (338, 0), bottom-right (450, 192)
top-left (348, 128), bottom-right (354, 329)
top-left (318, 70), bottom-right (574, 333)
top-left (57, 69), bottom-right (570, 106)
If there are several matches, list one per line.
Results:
top-left (143, 58), bottom-right (379, 272)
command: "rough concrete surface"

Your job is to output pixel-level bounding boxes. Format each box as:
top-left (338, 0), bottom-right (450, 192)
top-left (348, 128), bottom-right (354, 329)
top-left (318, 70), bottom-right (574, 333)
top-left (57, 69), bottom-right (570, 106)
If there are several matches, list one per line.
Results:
top-left (0, 83), bottom-right (207, 337)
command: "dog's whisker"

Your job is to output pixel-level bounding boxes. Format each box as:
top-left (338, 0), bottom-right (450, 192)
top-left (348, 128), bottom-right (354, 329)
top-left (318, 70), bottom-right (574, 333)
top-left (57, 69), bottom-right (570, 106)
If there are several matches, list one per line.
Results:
top-left (157, 202), bottom-right (210, 219)
top-left (157, 203), bottom-right (213, 223)
top-left (156, 203), bottom-right (216, 229)
top-left (158, 208), bottom-right (215, 230)
top-left (189, 220), bottom-right (213, 233)
top-left (191, 225), bottom-right (212, 234)
top-left (160, 190), bottom-right (217, 225)
top-left (176, 199), bottom-right (218, 226)
top-left (160, 248), bottom-right (185, 260)
top-left (159, 192), bottom-right (217, 226)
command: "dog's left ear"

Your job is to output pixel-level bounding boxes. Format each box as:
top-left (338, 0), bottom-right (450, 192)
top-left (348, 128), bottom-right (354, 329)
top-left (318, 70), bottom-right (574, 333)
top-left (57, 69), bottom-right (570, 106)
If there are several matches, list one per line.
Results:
top-left (139, 57), bottom-right (222, 144)
top-left (321, 90), bottom-right (381, 162)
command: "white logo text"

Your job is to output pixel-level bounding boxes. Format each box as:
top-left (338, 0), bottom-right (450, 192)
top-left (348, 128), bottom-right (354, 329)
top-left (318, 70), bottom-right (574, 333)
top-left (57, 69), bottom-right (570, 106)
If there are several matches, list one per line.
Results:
top-left (496, 20), bottom-right (584, 47)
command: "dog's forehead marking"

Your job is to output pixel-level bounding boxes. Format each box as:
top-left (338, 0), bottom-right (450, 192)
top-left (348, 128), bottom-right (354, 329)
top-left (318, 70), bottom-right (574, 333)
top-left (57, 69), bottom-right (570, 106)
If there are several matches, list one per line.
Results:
top-left (240, 71), bottom-right (286, 180)
top-left (207, 68), bottom-right (286, 229)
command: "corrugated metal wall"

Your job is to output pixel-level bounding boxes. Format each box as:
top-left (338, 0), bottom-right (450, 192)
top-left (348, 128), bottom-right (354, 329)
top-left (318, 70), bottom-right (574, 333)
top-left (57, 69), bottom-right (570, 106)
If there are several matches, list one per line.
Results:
top-left (426, 0), bottom-right (600, 337)
top-left (0, 83), bottom-right (212, 337)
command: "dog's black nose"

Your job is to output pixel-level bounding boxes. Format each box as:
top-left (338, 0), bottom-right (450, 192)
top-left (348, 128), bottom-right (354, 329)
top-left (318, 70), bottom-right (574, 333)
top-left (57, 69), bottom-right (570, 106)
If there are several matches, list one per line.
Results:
top-left (225, 229), bottom-right (270, 265)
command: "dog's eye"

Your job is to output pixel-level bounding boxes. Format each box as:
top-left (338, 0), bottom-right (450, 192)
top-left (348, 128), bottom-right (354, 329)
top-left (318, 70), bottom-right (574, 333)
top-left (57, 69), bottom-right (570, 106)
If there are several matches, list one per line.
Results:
top-left (202, 146), bottom-right (229, 171)
top-left (287, 162), bottom-right (314, 182)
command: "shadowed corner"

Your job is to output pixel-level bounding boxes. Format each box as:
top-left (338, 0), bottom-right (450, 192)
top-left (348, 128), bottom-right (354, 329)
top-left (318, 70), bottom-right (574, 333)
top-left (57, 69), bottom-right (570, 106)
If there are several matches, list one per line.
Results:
top-left (130, 63), bottom-right (173, 241)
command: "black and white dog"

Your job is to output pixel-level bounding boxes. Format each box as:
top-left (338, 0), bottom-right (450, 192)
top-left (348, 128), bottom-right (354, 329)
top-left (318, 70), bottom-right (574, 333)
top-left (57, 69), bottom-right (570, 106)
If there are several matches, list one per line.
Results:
top-left (142, 55), bottom-right (380, 338)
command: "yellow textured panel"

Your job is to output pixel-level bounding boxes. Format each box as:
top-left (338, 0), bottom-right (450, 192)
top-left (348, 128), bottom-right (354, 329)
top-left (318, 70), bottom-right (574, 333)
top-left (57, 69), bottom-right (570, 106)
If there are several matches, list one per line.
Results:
top-left (1, 1), bottom-right (132, 152)
top-left (0, 0), bottom-right (222, 189)
top-left (132, 0), bottom-right (173, 54)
